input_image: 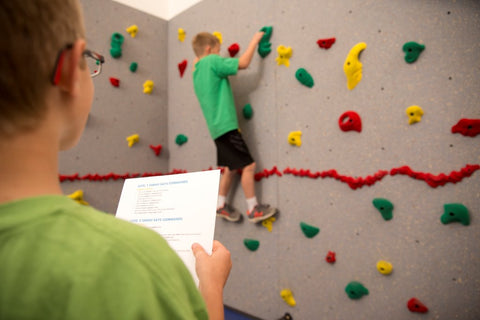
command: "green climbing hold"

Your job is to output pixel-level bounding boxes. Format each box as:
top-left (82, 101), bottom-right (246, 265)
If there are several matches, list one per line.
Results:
top-left (243, 103), bottom-right (253, 119)
top-left (111, 32), bottom-right (125, 47)
top-left (441, 203), bottom-right (470, 226)
top-left (372, 198), bottom-right (394, 221)
top-left (403, 41), bottom-right (425, 63)
top-left (110, 46), bottom-right (122, 58)
top-left (175, 134), bottom-right (188, 146)
top-left (130, 62), bottom-right (138, 72)
top-left (345, 281), bottom-right (369, 300)
top-left (295, 68), bottom-right (314, 88)
top-left (244, 238), bottom-right (260, 251)
top-left (258, 26), bottom-right (273, 58)
top-left (300, 221), bottom-right (319, 238)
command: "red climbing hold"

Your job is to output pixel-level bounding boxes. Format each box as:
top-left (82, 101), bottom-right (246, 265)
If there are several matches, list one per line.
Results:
top-left (109, 77), bottom-right (120, 87)
top-left (316, 38), bottom-right (336, 49)
top-left (149, 144), bottom-right (162, 156)
top-left (178, 59), bottom-right (187, 77)
top-left (451, 118), bottom-right (480, 137)
top-left (228, 43), bottom-right (240, 57)
top-left (339, 111), bottom-right (362, 132)
top-left (407, 298), bottom-right (428, 313)
top-left (325, 251), bottom-right (336, 263)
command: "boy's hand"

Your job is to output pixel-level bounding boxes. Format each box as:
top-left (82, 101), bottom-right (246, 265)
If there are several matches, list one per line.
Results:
top-left (192, 240), bottom-right (232, 291)
top-left (253, 31), bottom-right (265, 44)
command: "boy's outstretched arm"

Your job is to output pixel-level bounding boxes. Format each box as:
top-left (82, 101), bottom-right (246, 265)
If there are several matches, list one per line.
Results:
top-left (238, 31), bottom-right (264, 69)
top-left (192, 240), bottom-right (232, 320)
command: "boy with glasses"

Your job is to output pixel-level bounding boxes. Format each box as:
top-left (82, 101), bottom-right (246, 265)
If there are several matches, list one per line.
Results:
top-left (0, 1), bottom-right (231, 319)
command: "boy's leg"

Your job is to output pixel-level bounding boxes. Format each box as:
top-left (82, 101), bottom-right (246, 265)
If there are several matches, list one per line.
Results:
top-left (241, 162), bottom-right (256, 199)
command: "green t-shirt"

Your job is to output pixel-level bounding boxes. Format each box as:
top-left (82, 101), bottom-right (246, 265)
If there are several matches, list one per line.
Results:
top-left (0, 195), bottom-right (208, 320)
top-left (193, 54), bottom-right (239, 139)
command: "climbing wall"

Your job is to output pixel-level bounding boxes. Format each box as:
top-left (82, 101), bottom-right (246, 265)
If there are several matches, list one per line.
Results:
top-left (59, 0), bottom-right (169, 214)
top-left (167, 0), bottom-right (480, 319)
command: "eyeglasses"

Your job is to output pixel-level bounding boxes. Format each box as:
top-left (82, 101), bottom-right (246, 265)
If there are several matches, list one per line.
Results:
top-left (51, 44), bottom-right (105, 85)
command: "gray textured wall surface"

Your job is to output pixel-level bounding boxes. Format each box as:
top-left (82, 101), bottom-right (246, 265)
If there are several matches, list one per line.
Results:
top-left (60, 0), bottom-right (169, 213)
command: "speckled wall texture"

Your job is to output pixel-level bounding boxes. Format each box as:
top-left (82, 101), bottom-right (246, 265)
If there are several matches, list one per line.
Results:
top-left (61, 0), bottom-right (479, 319)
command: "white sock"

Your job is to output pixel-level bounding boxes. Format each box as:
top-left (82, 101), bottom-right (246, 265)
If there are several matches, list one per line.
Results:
top-left (217, 195), bottom-right (226, 209)
top-left (246, 197), bottom-right (258, 212)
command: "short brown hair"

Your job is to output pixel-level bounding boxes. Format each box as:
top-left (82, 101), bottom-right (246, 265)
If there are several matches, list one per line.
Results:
top-left (0, 0), bottom-right (85, 136)
top-left (192, 32), bottom-right (220, 57)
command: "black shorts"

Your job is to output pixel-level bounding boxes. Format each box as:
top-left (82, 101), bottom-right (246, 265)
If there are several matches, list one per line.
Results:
top-left (214, 129), bottom-right (254, 170)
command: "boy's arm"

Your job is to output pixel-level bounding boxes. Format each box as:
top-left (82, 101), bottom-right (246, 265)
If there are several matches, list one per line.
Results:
top-left (238, 31), bottom-right (264, 70)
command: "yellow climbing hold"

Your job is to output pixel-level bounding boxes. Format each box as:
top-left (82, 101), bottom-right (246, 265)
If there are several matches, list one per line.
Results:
top-left (213, 31), bottom-right (223, 44)
top-left (126, 25), bottom-right (138, 38)
top-left (280, 289), bottom-right (296, 307)
top-left (288, 131), bottom-right (302, 146)
top-left (343, 42), bottom-right (367, 90)
top-left (376, 260), bottom-right (393, 275)
top-left (262, 216), bottom-right (276, 232)
top-left (143, 80), bottom-right (154, 94)
top-left (68, 190), bottom-right (89, 206)
top-left (178, 28), bottom-right (186, 42)
top-left (126, 133), bottom-right (139, 147)
top-left (406, 105), bottom-right (424, 124)
top-left (275, 45), bottom-right (293, 67)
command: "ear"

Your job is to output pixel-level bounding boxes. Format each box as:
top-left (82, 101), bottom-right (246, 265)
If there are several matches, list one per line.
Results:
top-left (57, 39), bottom-right (86, 96)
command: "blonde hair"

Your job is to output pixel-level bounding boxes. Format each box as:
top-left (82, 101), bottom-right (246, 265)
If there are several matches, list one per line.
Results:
top-left (0, 0), bottom-right (85, 136)
top-left (192, 32), bottom-right (220, 57)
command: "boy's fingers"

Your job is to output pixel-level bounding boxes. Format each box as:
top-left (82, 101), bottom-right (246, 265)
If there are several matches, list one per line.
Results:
top-left (192, 243), bottom-right (206, 258)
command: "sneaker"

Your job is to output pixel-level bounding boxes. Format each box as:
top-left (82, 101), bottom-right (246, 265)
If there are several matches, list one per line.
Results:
top-left (247, 204), bottom-right (278, 223)
top-left (216, 203), bottom-right (242, 222)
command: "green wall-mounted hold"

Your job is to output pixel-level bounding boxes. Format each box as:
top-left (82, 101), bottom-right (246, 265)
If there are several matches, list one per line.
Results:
top-left (130, 62), bottom-right (138, 72)
top-left (244, 238), bottom-right (260, 251)
top-left (441, 203), bottom-right (470, 226)
top-left (258, 26), bottom-right (273, 58)
top-left (300, 221), bottom-right (319, 238)
top-left (243, 103), bottom-right (253, 119)
top-left (403, 41), bottom-right (425, 63)
top-left (175, 134), bottom-right (188, 146)
top-left (345, 281), bottom-right (369, 300)
top-left (295, 68), bottom-right (314, 88)
top-left (372, 198), bottom-right (394, 221)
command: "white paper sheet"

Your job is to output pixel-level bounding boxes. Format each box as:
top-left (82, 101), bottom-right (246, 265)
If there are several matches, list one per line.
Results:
top-left (115, 170), bottom-right (220, 285)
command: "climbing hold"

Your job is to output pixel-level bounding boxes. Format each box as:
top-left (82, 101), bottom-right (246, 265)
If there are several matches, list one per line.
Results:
top-left (149, 144), bottom-right (162, 156)
top-left (406, 105), bottom-right (424, 124)
top-left (407, 298), bottom-right (428, 313)
top-left (110, 32), bottom-right (124, 58)
top-left (344, 42), bottom-right (367, 90)
top-left (288, 131), bottom-right (302, 146)
top-left (441, 203), bottom-right (470, 226)
top-left (126, 24), bottom-right (139, 38)
top-left (403, 42), bottom-right (425, 63)
top-left (175, 134), bottom-right (188, 146)
top-left (244, 238), bottom-right (260, 251)
top-left (243, 103), bottom-right (253, 119)
top-left (178, 59), bottom-right (187, 77)
top-left (295, 68), bottom-right (314, 88)
top-left (178, 28), bottom-right (186, 42)
top-left (451, 118), bottom-right (480, 137)
top-left (212, 31), bottom-right (223, 44)
top-left (126, 134), bottom-right (139, 147)
top-left (317, 37), bottom-right (336, 49)
top-left (345, 281), bottom-right (369, 300)
top-left (278, 313), bottom-right (293, 320)
top-left (143, 80), bottom-right (154, 94)
top-left (300, 221), bottom-right (319, 238)
top-left (280, 289), bottom-right (296, 307)
top-left (129, 62), bottom-right (138, 72)
top-left (275, 45), bottom-right (293, 67)
top-left (338, 111), bottom-right (362, 132)
top-left (109, 77), bottom-right (120, 87)
top-left (376, 260), bottom-right (393, 275)
top-left (372, 198), bottom-right (394, 221)
top-left (261, 217), bottom-right (276, 232)
top-left (258, 26), bottom-right (273, 58)
top-left (110, 46), bottom-right (122, 59)
top-left (228, 43), bottom-right (240, 57)
top-left (325, 251), bottom-right (336, 264)
top-left (67, 190), bottom-right (89, 206)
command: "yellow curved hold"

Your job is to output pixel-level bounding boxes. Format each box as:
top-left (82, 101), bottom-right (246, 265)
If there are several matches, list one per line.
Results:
top-left (178, 28), bottom-right (186, 42)
top-left (68, 190), bottom-right (89, 206)
top-left (377, 260), bottom-right (393, 275)
top-left (343, 42), bottom-right (367, 90)
top-left (288, 131), bottom-right (302, 146)
top-left (261, 217), bottom-right (276, 232)
top-left (143, 80), bottom-right (154, 94)
top-left (213, 31), bottom-right (223, 44)
top-left (126, 24), bottom-right (138, 38)
top-left (406, 105), bottom-right (424, 124)
top-left (280, 289), bottom-right (296, 307)
top-left (275, 45), bottom-right (293, 67)
top-left (126, 134), bottom-right (139, 147)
